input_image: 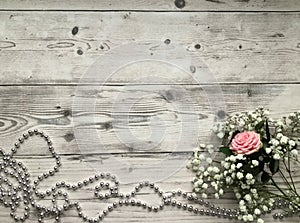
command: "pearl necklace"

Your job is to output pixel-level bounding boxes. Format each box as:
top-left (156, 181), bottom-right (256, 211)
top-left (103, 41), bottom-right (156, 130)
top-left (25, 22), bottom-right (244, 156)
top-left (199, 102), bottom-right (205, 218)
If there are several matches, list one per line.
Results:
top-left (0, 129), bottom-right (294, 222)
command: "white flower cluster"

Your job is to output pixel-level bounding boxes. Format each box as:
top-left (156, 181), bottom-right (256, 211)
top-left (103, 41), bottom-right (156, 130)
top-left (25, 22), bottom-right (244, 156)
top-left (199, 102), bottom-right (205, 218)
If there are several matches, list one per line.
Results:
top-left (188, 144), bottom-right (224, 200)
top-left (266, 134), bottom-right (298, 160)
top-left (189, 147), bottom-right (278, 223)
top-left (189, 108), bottom-right (300, 223)
top-left (213, 107), bottom-right (269, 139)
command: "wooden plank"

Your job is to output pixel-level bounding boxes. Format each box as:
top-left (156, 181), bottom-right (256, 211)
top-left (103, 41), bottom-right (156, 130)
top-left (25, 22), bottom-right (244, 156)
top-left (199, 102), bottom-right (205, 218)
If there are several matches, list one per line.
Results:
top-left (0, 12), bottom-right (300, 84)
top-left (0, 0), bottom-right (300, 11)
top-left (0, 154), bottom-right (298, 222)
top-left (2, 205), bottom-right (297, 223)
top-left (12, 154), bottom-right (300, 191)
top-left (0, 84), bottom-right (299, 155)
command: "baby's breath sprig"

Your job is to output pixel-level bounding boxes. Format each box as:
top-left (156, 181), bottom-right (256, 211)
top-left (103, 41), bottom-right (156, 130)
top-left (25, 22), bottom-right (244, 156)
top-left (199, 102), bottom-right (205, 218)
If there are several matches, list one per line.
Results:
top-left (189, 108), bottom-right (300, 223)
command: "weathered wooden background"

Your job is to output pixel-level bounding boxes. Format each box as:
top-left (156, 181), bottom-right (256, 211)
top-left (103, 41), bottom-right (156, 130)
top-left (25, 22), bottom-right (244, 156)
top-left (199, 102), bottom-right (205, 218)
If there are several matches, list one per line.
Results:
top-left (0, 0), bottom-right (300, 222)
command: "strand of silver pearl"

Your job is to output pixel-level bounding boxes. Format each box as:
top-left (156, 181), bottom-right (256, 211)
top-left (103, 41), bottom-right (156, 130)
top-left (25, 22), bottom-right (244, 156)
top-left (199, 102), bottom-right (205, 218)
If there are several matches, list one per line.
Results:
top-left (0, 129), bottom-right (298, 222)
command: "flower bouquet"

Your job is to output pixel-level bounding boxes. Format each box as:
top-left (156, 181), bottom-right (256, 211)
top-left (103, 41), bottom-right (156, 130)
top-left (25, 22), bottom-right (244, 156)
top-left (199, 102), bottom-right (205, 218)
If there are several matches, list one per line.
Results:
top-left (188, 108), bottom-right (300, 223)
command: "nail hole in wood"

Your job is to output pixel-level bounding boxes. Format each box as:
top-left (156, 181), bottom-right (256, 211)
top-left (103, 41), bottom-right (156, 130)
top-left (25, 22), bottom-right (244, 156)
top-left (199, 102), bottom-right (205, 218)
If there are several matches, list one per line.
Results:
top-left (194, 44), bottom-right (201, 49)
top-left (77, 49), bottom-right (83, 55)
top-left (164, 39), bottom-right (171, 44)
top-left (174, 0), bottom-right (185, 9)
top-left (72, 26), bottom-right (79, 35)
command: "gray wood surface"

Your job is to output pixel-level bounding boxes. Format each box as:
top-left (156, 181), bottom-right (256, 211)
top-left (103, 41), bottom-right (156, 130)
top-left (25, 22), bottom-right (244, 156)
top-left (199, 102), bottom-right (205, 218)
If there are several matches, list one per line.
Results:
top-left (0, 1), bottom-right (299, 222)
top-left (0, 0), bottom-right (300, 11)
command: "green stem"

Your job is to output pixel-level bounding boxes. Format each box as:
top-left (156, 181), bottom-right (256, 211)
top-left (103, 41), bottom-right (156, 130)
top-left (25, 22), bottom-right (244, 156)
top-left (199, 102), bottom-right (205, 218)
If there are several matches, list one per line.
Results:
top-left (287, 152), bottom-right (298, 193)
top-left (270, 177), bottom-right (288, 197)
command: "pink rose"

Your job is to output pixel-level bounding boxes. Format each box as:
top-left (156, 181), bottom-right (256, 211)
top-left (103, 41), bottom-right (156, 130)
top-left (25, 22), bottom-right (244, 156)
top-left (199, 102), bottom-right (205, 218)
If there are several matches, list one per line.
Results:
top-left (230, 131), bottom-right (262, 155)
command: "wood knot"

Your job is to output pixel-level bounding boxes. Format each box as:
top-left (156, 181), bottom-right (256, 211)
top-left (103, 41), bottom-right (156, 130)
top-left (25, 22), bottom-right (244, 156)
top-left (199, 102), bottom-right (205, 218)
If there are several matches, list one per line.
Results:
top-left (217, 110), bottom-right (226, 119)
top-left (64, 133), bottom-right (75, 142)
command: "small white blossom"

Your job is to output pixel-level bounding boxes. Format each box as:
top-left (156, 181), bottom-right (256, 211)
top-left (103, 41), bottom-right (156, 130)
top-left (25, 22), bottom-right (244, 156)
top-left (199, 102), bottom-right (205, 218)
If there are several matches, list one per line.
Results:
top-left (226, 176), bottom-right (232, 184)
top-left (202, 183), bottom-right (208, 189)
top-left (240, 205), bottom-right (247, 212)
top-left (291, 149), bottom-right (298, 156)
top-left (251, 160), bottom-right (259, 167)
top-left (219, 189), bottom-right (224, 195)
top-left (212, 125), bottom-right (218, 132)
top-left (245, 173), bottom-right (253, 180)
top-left (236, 192), bottom-right (241, 199)
top-left (236, 163), bottom-right (243, 169)
top-left (206, 157), bottom-right (212, 164)
top-left (236, 154), bottom-right (244, 160)
top-left (231, 164), bottom-right (236, 170)
top-left (262, 205), bottom-right (268, 212)
top-left (217, 132), bottom-right (224, 139)
top-left (241, 183), bottom-right (250, 189)
top-left (195, 179), bottom-right (203, 186)
top-left (223, 162), bottom-right (230, 169)
top-left (192, 159), bottom-right (200, 165)
top-left (257, 218), bottom-right (264, 223)
top-left (276, 133), bottom-right (283, 139)
top-left (289, 140), bottom-right (296, 147)
top-left (242, 215), bottom-right (251, 222)
top-left (265, 147), bottom-right (272, 154)
top-left (254, 208), bottom-right (261, 215)
top-left (229, 155), bottom-right (237, 162)
top-left (244, 194), bottom-right (252, 201)
top-left (247, 214), bottom-right (254, 221)
top-left (273, 153), bottom-right (281, 160)
top-left (199, 166), bottom-right (205, 172)
top-left (212, 167), bottom-right (220, 173)
top-left (201, 193), bottom-right (207, 199)
top-left (207, 166), bottom-right (213, 172)
top-left (200, 144), bottom-right (206, 148)
top-left (271, 139), bottom-right (279, 146)
top-left (198, 154), bottom-right (205, 160)
top-left (237, 172), bottom-right (244, 179)
top-left (231, 172), bottom-right (236, 178)
top-left (280, 136), bottom-right (288, 144)
top-left (214, 174), bottom-right (221, 180)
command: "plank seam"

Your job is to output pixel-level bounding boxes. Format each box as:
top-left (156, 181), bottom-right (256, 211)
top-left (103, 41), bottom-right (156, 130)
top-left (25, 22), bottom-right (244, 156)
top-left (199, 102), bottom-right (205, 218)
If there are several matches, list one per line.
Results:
top-left (0, 9), bottom-right (300, 13)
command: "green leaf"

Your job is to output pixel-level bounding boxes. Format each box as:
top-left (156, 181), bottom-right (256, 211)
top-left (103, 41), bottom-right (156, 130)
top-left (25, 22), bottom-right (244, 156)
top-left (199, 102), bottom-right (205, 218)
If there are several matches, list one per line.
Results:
top-left (263, 156), bottom-right (271, 163)
top-left (229, 130), bottom-right (240, 144)
top-left (265, 119), bottom-right (270, 142)
top-left (251, 166), bottom-right (261, 176)
top-left (255, 120), bottom-right (265, 132)
top-left (242, 163), bottom-right (261, 176)
top-left (261, 171), bottom-right (271, 183)
top-left (269, 159), bottom-right (279, 174)
top-left (219, 147), bottom-right (233, 156)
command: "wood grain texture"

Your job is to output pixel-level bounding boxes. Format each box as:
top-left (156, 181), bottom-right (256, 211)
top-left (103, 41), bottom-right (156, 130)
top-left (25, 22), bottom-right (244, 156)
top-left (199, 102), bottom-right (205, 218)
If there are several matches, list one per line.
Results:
top-left (0, 12), bottom-right (300, 84)
top-left (0, 84), bottom-right (299, 155)
top-left (0, 0), bottom-right (300, 11)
